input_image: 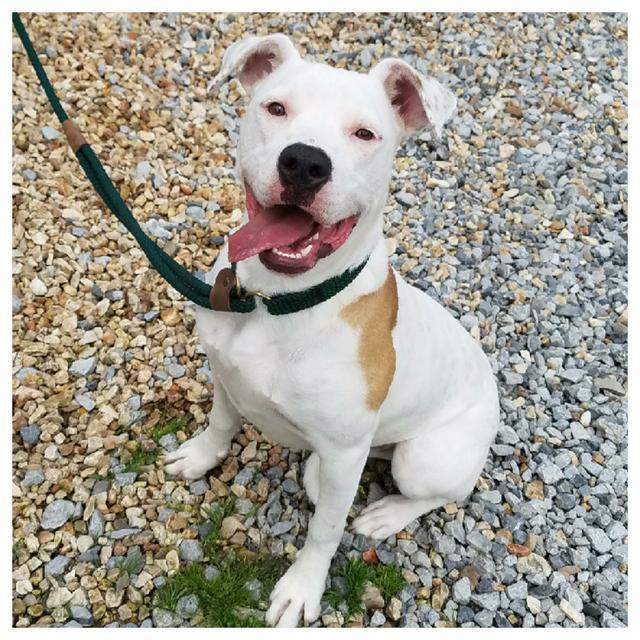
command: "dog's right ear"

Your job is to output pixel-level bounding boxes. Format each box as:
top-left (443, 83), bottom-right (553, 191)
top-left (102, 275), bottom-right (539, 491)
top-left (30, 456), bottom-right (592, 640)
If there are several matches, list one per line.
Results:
top-left (209, 34), bottom-right (300, 95)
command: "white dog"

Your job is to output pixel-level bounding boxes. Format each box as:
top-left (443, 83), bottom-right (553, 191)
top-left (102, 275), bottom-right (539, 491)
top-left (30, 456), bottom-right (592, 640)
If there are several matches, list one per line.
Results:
top-left (165, 34), bottom-right (499, 627)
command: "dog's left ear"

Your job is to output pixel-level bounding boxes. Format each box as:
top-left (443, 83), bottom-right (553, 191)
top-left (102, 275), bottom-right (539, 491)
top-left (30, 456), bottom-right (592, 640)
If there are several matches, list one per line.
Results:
top-left (370, 59), bottom-right (456, 137)
top-left (210, 34), bottom-right (300, 95)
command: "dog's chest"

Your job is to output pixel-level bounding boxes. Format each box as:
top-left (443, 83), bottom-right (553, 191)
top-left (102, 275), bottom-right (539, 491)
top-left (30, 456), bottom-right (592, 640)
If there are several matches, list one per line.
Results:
top-left (197, 309), bottom-right (369, 448)
top-left (217, 320), bottom-right (298, 413)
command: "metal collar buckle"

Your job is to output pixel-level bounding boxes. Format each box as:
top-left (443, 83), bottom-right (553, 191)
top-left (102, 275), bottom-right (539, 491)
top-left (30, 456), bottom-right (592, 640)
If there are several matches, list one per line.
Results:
top-left (235, 278), bottom-right (272, 301)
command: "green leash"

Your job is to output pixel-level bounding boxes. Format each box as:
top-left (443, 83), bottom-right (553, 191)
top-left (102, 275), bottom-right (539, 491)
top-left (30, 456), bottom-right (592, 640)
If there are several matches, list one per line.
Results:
top-left (12, 13), bottom-right (367, 314)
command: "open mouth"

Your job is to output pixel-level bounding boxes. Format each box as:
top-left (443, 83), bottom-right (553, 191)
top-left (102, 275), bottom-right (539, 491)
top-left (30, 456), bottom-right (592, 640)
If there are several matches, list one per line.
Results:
top-left (227, 185), bottom-right (357, 274)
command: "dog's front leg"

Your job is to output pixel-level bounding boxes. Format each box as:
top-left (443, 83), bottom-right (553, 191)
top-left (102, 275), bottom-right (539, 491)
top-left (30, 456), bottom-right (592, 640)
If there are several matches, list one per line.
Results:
top-left (164, 374), bottom-right (241, 480)
top-left (266, 444), bottom-right (370, 627)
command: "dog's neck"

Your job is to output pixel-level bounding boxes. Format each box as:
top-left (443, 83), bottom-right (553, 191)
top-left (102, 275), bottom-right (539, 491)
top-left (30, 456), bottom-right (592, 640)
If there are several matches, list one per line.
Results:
top-left (234, 211), bottom-right (387, 297)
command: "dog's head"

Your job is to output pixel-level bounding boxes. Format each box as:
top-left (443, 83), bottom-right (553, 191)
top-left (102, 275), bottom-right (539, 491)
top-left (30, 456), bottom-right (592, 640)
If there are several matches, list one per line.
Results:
top-left (212, 34), bottom-right (456, 275)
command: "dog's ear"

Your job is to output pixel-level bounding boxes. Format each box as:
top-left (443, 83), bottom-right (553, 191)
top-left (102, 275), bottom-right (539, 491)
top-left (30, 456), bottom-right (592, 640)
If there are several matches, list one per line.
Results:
top-left (210, 34), bottom-right (300, 95)
top-left (370, 59), bottom-right (456, 137)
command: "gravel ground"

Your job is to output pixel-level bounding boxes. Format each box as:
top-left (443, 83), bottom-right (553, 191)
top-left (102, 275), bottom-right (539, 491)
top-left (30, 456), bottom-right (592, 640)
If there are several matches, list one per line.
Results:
top-left (12, 12), bottom-right (627, 628)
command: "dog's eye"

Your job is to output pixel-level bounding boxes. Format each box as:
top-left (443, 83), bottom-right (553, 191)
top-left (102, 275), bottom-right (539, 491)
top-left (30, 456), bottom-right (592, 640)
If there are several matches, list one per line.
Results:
top-left (354, 128), bottom-right (375, 141)
top-left (267, 102), bottom-right (286, 117)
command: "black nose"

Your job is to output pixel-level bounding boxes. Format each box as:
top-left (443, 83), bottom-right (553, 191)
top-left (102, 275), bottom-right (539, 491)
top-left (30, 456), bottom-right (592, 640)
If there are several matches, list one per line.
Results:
top-left (277, 143), bottom-right (332, 193)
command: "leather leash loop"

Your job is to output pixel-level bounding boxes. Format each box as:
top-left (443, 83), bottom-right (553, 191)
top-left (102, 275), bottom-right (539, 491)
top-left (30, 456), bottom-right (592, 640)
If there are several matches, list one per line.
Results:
top-left (62, 119), bottom-right (87, 153)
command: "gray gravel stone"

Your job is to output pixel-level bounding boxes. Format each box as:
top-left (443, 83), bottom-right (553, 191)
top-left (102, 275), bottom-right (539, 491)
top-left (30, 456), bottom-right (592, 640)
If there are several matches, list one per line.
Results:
top-left (19, 424), bottom-right (41, 445)
top-left (411, 550), bottom-right (431, 568)
top-left (167, 363), bottom-right (186, 378)
top-left (114, 472), bottom-right (138, 487)
top-left (370, 610), bottom-right (386, 626)
top-left (467, 530), bottom-right (493, 554)
top-left (12, 294), bottom-right (22, 314)
top-left (585, 527), bottom-right (612, 554)
top-left (506, 580), bottom-right (528, 600)
top-left (234, 467), bottom-right (255, 486)
top-left (270, 520), bottom-right (294, 536)
top-left (41, 126), bottom-right (60, 140)
top-left (175, 594), bottom-right (199, 618)
top-left (159, 433), bottom-right (179, 451)
top-left (189, 479), bottom-right (209, 496)
top-left (244, 578), bottom-right (262, 601)
top-left (474, 610), bottom-right (495, 627)
top-left (606, 521), bottom-right (627, 541)
top-left (69, 357), bottom-right (97, 377)
top-left (536, 462), bottom-right (563, 484)
top-left (70, 606), bottom-right (93, 625)
top-left (44, 555), bottom-right (71, 577)
top-left (471, 591), bottom-right (500, 611)
top-left (74, 393), bottom-right (96, 411)
top-left (282, 478), bottom-right (300, 494)
top-left (41, 500), bottom-right (75, 530)
top-left (23, 468), bottom-right (45, 486)
top-left (88, 510), bottom-right (105, 538)
top-left (179, 539), bottom-right (203, 562)
top-left (109, 528), bottom-right (141, 540)
top-left (396, 191), bottom-right (417, 206)
top-left (152, 608), bottom-right (182, 627)
top-left (135, 161), bottom-right (152, 178)
top-left (452, 577), bottom-right (471, 604)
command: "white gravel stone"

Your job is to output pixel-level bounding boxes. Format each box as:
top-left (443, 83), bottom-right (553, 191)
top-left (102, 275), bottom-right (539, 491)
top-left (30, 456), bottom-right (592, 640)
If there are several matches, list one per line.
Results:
top-left (452, 577), bottom-right (471, 604)
top-left (30, 277), bottom-right (47, 295)
top-left (536, 462), bottom-right (563, 484)
top-left (585, 527), bottom-right (612, 554)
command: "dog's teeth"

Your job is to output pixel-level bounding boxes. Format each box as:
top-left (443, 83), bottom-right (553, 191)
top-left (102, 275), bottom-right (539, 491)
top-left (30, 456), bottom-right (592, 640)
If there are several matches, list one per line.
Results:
top-left (273, 247), bottom-right (301, 259)
top-left (273, 244), bottom-right (314, 260)
top-left (312, 233), bottom-right (319, 240)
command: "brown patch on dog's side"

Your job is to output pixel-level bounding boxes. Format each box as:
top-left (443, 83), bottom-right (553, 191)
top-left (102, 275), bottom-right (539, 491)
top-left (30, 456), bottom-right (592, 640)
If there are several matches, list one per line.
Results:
top-left (340, 268), bottom-right (398, 411)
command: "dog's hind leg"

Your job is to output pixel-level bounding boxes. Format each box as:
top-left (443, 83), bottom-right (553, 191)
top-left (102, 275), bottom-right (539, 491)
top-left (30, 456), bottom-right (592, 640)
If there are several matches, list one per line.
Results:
top-left (164, 374), bottom-right (241, 480)
top-left (353, 404), bottom-right (498, 539)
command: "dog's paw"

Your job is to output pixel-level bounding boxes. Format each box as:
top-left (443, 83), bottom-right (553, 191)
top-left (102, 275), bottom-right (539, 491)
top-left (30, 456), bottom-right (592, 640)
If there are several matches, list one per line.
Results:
top-left (302, 452), bottom-right (320, 506)
top-left (351, 495), bottom-right (416, 540)
top-left (164, 430), bottom-right (228, 480)
top-left (265, 560), bottom-right (324, 627)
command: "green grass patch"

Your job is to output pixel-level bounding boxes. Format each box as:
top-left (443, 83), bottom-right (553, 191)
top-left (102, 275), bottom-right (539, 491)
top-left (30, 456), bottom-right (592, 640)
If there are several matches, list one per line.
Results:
top-left (152, 414), bottom-right (192, 443)
top-left (153, 549), bottom-right (285, 627)
top-left (161, 499), bottom-right (198, 514)
top-left (201, 498), bottom-right (236, 557)
top-left (325, 557), bottom-right (406, 616)
top-left (325, 556), bottom-right (374, 613)
top-left (122, 447), bottom-right (160, 473)
top-left (372, 563), bottom-right (406, 598)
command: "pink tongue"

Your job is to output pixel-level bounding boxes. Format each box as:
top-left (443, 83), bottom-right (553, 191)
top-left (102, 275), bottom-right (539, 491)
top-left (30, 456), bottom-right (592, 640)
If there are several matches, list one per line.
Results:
top-left (228, 206), bottom-right (316, 262)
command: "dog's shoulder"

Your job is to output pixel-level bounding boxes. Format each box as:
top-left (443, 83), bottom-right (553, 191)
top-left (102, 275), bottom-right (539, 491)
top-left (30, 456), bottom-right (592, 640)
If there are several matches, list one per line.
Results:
top-left (340, 267), bottom-right (398, 411)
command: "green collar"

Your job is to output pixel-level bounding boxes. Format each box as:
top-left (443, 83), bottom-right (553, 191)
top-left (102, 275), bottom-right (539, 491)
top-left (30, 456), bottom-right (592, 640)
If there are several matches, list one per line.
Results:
top-left (212, 256), bottom-right (369, 316)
